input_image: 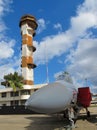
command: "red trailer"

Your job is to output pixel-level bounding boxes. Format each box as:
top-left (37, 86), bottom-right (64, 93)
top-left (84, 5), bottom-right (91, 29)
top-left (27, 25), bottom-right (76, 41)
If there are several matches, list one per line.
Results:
top-left (77, 87), bottom-right (92, 108)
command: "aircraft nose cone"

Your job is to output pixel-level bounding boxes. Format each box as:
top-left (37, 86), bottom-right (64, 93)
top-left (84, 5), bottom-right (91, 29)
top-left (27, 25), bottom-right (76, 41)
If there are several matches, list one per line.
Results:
top-left (25, 96), bottom-right (37, 109)
top-left (25, 91), bottom-right (43, 113)
top-left (25, 82), bottom-right (74, 113)
top-left (25, 100), bottom-right (29, 106)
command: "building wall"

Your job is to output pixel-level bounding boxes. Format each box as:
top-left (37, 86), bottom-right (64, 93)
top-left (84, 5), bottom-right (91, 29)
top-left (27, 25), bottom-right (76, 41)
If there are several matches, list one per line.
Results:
top-left (0, 84), bottom-right (46, 106)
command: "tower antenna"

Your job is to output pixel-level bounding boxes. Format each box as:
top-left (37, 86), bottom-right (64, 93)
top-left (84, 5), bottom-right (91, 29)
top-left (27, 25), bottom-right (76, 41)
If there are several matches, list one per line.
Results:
top-left (45, 43), bottom-right (49, 84)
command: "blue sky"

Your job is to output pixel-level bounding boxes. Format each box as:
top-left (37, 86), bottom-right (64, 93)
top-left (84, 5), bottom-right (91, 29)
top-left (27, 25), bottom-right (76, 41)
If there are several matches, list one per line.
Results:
top-left (0, 0), bottom-right (97, 93)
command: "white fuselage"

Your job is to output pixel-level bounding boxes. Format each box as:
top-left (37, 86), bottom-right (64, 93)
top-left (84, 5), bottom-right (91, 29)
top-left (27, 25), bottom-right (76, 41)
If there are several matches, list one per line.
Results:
top-left (25, 80), bottom-right (77, 114)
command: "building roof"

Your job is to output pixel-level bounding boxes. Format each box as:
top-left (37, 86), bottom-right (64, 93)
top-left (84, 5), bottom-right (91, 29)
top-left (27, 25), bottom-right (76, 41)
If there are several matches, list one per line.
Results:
top-left (0, 84), bottom-right (47, 93)
top-left (19, 14), bottom-right (38, 29)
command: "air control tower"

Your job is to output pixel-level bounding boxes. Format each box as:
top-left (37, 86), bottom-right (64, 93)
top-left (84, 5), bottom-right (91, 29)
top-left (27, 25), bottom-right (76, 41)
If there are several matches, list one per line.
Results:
top-left (19, 14), bottom-right (38, 86)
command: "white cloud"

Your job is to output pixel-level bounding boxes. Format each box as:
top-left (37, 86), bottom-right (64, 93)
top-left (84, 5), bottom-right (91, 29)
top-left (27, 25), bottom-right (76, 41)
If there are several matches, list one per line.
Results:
top-left (0, 0), bottom-right (13, 15)
top-left (0, 0), bottom-right (20, 88)
top-left (33, 0), bottom-right (97, 88)
top-left (0, 64), bottom-right (15, 80)
top-left (65, 0), bottom-right (97, 87)
top-left (91, 86), bottom-right (97, 94)
top-left (0, 40), bottom-right (15, 59)
top-left (66, 39), bottom-right (97, 86)
top-left (0, 20), bottom-right (7, 33)
top-left (0, 55), bottom-right (21, 88)
top-left (0, 54), bottom-right (21, 84)
top-left (70, 12), bottom-right (97, 38)
top-left (54, 23), bottom-right (62, 32)
top-left (0, 0), bottom-right (13, 33)
top-left (0, 0), bottom-right (15, 60)
top-left (77, 0), bottom-right (97, 15)
top-left (37, 18), bottom-right (46, 33)
top-left (34, 32), bottom-right (73, 65)
top-left (34, 0), bottom-right (97, 65)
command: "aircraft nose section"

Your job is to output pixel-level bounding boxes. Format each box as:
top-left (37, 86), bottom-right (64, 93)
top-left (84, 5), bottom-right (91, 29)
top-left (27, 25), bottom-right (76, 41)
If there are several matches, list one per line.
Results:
top-left (25, 100), bottom-right (30, 107)
top-left (25, 96), bottom-right (37, 110)
top-left (25, 82), bottom-right (74, 113)
top-left (25, 92), bottom-right (43, 112)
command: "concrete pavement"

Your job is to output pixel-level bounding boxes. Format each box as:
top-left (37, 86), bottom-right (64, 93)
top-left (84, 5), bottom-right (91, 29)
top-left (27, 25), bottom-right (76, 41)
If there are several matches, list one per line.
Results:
top-left (0, 107), bottom-right (97, 130)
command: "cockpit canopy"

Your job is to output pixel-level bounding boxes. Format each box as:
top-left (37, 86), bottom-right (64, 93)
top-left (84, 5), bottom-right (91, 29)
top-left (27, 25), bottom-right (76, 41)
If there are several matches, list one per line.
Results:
top-left (55, 71), bottom-right (73, 84)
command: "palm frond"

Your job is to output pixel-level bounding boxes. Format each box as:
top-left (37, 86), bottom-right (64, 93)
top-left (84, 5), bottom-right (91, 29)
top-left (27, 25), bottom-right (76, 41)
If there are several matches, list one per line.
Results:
top-left (2, 72), bottom-right (24, 91)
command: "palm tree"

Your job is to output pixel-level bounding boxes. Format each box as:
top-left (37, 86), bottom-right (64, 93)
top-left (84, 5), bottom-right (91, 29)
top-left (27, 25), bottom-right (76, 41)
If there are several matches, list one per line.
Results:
top-left (1, 72), bottom-right (24, 91)
top-left (1, 72), bottom-right (24, 106)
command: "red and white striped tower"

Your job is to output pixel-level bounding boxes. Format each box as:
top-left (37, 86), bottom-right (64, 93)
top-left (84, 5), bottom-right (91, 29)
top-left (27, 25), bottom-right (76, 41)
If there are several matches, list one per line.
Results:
top-left (19, 14), bottom-right (38, 85)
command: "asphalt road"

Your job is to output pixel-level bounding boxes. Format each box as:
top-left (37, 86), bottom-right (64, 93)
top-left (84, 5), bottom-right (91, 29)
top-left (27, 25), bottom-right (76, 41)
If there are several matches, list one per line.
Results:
top-left (0, 107), bottom-right (97, 130)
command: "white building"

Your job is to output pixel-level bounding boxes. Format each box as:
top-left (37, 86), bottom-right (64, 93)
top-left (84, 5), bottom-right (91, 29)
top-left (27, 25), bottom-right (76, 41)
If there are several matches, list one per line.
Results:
top-left (0, 84), bottom-right (46, 106)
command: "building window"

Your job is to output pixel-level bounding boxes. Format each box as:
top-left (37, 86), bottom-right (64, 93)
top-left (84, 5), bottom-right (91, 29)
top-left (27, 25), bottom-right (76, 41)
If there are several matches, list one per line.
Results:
top-left (10, 91), bottom-right (19, 97)
top-left (2, 92), bottom-right (6, 98)
top-left (28, 29), bottom-right (32, 35)
top-left (20, 90), bottom-right (31, 95)
top-left (28, 46), bottom-right (32, 51)
top-left (21, 100), bottom-right (26, 105)
top-left (2, 104), bottom-right (6, 106)
top-left (11, 100), bottom-right (19, 106)
top-left (11, 101), bottom-right (14, 106)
